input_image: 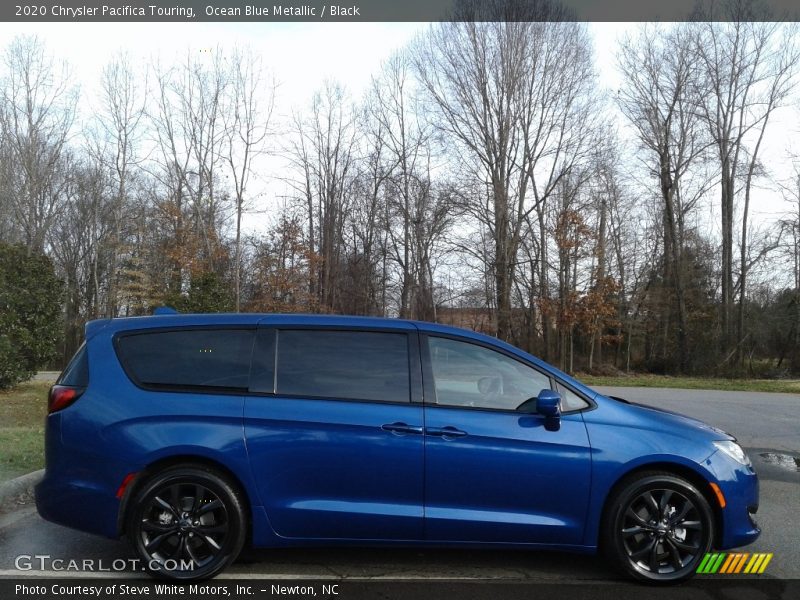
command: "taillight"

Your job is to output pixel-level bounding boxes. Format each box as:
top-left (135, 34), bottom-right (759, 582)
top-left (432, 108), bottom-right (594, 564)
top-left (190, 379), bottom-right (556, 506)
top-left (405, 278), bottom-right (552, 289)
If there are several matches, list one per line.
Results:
top-left (48, 385), bottom-right (85, 414)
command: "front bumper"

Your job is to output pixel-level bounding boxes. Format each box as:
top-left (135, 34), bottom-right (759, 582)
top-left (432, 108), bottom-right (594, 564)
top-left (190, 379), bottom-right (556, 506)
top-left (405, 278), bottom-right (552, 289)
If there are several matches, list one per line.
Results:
top-left (706, 451), bottom-right (760, 549)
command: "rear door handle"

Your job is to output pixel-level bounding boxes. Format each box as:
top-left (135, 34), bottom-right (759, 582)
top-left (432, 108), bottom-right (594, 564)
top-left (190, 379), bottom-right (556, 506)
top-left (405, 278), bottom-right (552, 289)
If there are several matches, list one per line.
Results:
top-left (381, 422), bottom-right (424, 435)
top-left (426, 426), bottom-right (468, 438)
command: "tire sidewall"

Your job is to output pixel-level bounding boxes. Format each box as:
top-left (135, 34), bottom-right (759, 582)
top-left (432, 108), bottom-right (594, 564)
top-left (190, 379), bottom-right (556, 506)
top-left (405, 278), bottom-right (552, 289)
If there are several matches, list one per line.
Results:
top-left (127, 466), bottom-right (246, 580)
top-left (606, 474), bottom-right (714, 583)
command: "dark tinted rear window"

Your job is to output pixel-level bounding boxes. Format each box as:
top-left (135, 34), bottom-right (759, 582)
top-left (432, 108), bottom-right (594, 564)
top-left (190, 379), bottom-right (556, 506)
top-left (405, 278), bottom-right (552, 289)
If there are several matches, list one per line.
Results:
top-left (58, 343), bottom-right (88, 387)
top-left (116, 329), bottom-right (255, 390)
top-left (276, 330), bottom-right (410, 403)
top-left (249, 328), bottom-right (276, 393)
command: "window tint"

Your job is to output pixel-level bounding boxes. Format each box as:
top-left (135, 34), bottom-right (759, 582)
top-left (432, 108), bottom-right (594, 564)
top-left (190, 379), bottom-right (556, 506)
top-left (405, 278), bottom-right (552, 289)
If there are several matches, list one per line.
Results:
top-left (58, 343), bottom-right (88, 387)
top-left (249, 328), bottom-right (276, 393)
top-left (428, 337), bottom-right (551, 411)
top-left (557, 382), bottom-right (590, 412)
top-left (117, 329), bottom-right (255, 390)
top-left (276, 330), bottom-right (410, 403)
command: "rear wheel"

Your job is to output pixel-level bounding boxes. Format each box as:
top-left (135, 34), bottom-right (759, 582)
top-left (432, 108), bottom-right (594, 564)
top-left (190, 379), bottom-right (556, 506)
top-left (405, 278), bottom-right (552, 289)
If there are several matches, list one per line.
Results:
top-left (127, 465), bottom-right (246, 580)
top-left (602, 472), bottom-right (714, 583)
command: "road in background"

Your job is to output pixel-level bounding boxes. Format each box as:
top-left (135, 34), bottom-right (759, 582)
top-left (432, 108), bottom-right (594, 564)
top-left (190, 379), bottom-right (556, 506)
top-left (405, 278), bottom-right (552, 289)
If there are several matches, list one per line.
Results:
top-left (32, 372), bottom-right (59, 382)
top-left (595, 386), bottom-right (800, 453)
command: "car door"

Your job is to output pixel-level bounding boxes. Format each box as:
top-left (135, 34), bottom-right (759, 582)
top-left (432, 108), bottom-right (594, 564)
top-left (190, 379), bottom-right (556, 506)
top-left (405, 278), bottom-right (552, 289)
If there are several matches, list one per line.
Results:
top-left (421, 334), bottom-right (592, 545)
top-left (243, 326), bottom-right (425, 540)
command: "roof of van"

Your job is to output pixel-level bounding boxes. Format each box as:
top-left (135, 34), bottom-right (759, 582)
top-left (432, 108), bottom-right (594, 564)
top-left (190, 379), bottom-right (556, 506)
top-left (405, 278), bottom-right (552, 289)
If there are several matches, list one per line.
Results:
top-left (85, 313), bottom-right (493, 342)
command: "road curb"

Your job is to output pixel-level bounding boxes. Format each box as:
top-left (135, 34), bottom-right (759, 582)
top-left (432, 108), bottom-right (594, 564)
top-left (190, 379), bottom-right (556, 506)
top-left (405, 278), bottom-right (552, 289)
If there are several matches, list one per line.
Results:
top-left (0, 469), bottom-right (43, 511)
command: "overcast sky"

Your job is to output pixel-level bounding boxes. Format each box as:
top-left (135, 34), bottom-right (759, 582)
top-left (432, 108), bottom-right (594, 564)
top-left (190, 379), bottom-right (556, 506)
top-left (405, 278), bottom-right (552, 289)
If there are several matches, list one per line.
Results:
top-left (1, 21), bottom-right (797, 239)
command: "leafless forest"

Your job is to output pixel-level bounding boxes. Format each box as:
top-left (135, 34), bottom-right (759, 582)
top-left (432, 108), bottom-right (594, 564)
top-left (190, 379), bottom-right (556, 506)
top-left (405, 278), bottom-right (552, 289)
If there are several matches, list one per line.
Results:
top-left (2, 3), bottom-right (800, 376)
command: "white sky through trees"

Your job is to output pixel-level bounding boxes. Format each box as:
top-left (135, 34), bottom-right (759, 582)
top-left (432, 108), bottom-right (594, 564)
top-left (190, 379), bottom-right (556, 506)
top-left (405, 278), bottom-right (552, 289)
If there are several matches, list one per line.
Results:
top-left (1, 21), bottom-right (797, 247)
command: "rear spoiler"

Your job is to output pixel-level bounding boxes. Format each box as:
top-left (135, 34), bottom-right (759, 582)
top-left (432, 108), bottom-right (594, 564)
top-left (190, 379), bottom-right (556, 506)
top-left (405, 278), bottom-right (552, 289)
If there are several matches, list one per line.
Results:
top-left (83, 307), bottom-right (178, 341)
top-left (84, 319), bottom-right (111, 341)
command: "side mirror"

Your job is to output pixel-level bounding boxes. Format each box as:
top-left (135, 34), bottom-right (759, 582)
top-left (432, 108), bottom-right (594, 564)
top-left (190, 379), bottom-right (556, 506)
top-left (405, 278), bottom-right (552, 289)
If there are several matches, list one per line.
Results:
top-left (536, 389), bottom-right (561, 417)
top-left (536, 389), bottom-right (561, 431)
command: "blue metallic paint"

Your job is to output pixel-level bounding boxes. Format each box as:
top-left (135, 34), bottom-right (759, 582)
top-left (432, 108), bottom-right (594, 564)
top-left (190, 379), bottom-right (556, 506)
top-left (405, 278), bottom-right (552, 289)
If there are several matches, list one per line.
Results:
top-left (423, 408), bottom-right (591, 544)
top-left (244, 396), bottom-right (425, 540)
top-left (36, 313), bottom-right (760, 557)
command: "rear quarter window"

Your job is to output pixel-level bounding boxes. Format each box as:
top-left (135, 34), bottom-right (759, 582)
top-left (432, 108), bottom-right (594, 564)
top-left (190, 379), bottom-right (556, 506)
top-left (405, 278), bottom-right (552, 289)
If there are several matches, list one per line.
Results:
top-left (115, 328), bottom-right (255, 391)
top-left (58, 343), bottom-right (89, 387)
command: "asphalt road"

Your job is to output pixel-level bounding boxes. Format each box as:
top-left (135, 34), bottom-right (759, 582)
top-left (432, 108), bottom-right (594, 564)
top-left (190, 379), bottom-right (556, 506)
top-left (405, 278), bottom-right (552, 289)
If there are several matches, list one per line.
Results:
top-left (0, 386), bottom-right (797, 582)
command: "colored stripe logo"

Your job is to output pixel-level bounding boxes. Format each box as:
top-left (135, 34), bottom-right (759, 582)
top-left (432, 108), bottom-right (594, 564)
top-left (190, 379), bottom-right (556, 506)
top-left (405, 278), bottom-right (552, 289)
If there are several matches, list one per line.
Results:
top-left (697, 552), bottom-right (773, 574)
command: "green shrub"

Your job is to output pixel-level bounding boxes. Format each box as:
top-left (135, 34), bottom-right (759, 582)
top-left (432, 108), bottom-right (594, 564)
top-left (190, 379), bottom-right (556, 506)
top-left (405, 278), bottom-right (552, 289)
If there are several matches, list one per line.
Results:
top-left (0, 243), bottom-right (63, 390)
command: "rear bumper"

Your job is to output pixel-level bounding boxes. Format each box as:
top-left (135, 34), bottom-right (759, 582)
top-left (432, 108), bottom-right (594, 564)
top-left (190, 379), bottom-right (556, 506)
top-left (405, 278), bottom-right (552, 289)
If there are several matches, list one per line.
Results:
top-left (36, 412), bottom-right (122, 539)
top-left (35, 472), bottom-right (120, 539)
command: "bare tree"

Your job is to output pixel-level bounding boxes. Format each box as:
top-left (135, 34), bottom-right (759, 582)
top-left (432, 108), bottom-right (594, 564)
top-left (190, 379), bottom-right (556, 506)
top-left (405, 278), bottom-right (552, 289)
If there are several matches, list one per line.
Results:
top-left (348, 100), bottom-right (392, 315)
top-left (605, 166), bottom-right (643, 372)
top-left (552, 176), bottom-right (589, 372)
top-left (776, 157), bottom-right (800, 370)
top-left (89, 52), bottom-right (147, 317)
top-left (287, 82), bottom-right (358, 311)
top-left (148, 49), bottom-right (231, 296)
top-left (694, 5), bottom-right (800, 363)
top-left (413, 8), bottom-right (598, 341)
top-left (49, 155), bottom-right (113, 358)
top-left (586, 144), bottom-right (624, 370)
top-left (179, 49), bottom-right (230, 271)
top-left (0, 35), bottom-right (78, 253)
top-left (223, 46), bottom-right (276, 311)
top-left (617, 24), bottom-right (711, 372)
top-left (369, 52), bottom-right (452, 319)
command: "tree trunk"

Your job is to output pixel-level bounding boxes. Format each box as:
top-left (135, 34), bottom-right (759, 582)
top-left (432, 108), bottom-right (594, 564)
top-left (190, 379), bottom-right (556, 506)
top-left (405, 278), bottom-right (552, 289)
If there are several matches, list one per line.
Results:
top-left (494, 182), bottom-right (512, 341)
top-left (594, 195), bottom-right (607, 366)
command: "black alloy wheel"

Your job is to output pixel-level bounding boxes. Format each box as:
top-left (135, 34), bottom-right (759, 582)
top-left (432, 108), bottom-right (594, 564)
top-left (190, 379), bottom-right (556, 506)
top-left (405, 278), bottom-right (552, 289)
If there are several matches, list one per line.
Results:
top-left (127, 465), bottom-right (246, 580)
top-left (603, 472), bottom-right (714, 583)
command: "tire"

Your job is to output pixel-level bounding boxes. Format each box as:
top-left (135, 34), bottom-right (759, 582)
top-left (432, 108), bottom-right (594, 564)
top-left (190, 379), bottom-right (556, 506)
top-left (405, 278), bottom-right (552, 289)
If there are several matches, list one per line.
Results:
top-left (126, 465), bottom-right (247, 580)
top-left (601, 471), bottom-right (714, 583)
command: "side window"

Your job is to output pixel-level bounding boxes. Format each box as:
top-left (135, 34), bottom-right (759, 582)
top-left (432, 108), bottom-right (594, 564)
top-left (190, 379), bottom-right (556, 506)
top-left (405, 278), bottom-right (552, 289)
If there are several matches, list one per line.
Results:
top-left (249, 328), bottom-right (276, 393)
top-left (116, 329), bottom-right (255, 390)
top-left (428, 336), bottom-right (551, 411)
top-left (557, 382), bottom-right (591, 412)
top-left (276, 330), bottom-right (410, 403)
top-left (58, 343), bottom-right (89, 387)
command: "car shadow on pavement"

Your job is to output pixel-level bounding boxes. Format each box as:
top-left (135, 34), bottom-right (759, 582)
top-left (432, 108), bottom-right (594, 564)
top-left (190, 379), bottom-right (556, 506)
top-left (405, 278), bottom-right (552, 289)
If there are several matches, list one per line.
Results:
top-left (235, 546), bottom-right (614, 580)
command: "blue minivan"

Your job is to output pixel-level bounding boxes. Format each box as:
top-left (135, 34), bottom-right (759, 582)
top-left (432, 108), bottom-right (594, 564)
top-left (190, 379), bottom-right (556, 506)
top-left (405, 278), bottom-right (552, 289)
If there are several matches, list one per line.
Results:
top-left (36, 313), bottom-right (759, 582)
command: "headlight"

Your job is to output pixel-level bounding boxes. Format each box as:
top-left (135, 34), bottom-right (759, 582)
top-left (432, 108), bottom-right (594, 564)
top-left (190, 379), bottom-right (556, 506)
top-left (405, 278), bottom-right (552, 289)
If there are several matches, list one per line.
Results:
top-left (713, 440), bottom-right (751, 467)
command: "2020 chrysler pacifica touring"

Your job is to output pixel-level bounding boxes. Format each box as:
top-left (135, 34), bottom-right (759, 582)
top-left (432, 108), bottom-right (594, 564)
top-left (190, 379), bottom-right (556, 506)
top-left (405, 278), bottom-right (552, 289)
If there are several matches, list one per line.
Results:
top-left (36, 313), bottom-right (760, 582)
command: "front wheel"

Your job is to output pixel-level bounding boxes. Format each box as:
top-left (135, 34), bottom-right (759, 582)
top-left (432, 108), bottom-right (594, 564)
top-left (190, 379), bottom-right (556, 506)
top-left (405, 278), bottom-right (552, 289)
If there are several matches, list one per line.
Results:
top-left (602, 472), bottom-right (715, 583)
top-left (126, 465), bottom-right (247, 580)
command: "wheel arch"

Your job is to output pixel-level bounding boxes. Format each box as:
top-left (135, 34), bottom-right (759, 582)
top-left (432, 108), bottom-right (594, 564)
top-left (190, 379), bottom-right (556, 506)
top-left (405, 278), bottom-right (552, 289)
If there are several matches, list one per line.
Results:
top-left (117, 454), bottom-right (253, 538)
top-left (598, 461), bottom-right (724, 550)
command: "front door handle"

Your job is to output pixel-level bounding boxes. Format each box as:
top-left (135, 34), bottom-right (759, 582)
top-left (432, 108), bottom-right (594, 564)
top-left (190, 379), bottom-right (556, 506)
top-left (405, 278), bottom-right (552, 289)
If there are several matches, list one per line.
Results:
top-left (426, 426), bottom-right (468, 439)
top-left (381, 422), bottom-right (424, 435)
